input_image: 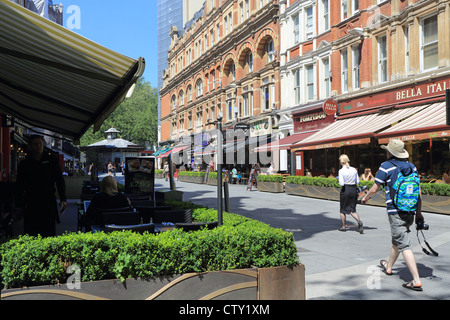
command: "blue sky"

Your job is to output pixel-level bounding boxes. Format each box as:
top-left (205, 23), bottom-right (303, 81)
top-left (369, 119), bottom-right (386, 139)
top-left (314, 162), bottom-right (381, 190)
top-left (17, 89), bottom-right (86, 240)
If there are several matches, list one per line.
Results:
top-left (58, 0), bottom-right (158, 87)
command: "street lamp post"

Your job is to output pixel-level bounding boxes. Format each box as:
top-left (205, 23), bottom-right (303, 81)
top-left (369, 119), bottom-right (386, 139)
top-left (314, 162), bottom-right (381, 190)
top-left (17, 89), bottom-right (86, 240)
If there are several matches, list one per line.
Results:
top-left (217, 114), bottom-right (223, 226)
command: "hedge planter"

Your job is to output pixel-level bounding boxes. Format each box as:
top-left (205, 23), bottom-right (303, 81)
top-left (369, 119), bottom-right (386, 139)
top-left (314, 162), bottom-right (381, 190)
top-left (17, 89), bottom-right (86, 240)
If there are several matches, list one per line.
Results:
top-left (421, 194), bottom-right (450, 215)
top-left (178, 174), bottom-right (205, 184)
top-left (257, 181), bottom-right (284, 193)
top-left (285, 183), bottom-right (449, 215)
top-left (1, 265), bottom-right (305, 300)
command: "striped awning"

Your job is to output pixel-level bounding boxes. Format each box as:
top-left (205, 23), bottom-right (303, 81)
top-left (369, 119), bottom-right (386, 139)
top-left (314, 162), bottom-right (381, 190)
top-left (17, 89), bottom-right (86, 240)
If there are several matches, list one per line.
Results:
top-left (0, 0), bottom-right (145, 142)
top-left (292, 105), bottom-right (428, 151)
top-left (376, 102), bottom-right (450, 143)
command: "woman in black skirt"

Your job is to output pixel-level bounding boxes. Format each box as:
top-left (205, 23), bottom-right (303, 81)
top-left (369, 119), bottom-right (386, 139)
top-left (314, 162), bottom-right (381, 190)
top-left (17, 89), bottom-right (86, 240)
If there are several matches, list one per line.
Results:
top-left (338, 155), bottom-right (363, 233)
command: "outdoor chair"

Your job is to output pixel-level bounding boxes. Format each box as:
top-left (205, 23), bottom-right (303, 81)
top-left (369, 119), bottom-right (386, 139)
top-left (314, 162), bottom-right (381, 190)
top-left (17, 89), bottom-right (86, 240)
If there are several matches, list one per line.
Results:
top-left (96, 211), bottom-right (141, 227)
top-left (134, 206), bottom-right (171, 223)
top-left (152, 209), bottom-right (193, 224)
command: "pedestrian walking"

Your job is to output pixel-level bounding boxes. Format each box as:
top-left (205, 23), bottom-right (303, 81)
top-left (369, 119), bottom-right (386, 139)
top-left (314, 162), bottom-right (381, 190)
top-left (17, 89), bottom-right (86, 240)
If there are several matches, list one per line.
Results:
top-left (362, 139), bottom-right (425, 292)
top-left (338, 154), bottom-right (363, 233)
top-left (15, 135), bottom-right (67, 237)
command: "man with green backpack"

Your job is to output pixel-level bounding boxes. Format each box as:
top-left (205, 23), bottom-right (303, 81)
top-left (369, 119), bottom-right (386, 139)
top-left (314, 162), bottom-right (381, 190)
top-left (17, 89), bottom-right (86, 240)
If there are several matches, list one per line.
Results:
top-left (362, 139), bottom-right (425, 292)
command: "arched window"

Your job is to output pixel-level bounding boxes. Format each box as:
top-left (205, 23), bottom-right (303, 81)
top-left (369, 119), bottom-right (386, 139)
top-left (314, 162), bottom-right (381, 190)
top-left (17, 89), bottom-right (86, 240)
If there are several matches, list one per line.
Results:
top-left (196, 79), bottom-right (203, 97)
top-left (266, 39), bottom-right (275, 62)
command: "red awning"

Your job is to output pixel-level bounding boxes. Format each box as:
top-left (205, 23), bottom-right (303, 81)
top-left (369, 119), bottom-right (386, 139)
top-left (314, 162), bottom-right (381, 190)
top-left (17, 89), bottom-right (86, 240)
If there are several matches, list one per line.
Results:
top-left (156, 146), bottom-right (188, 159)
top-left (254, 131), bottom-right (318, 153)
top-left (292, 105), bottom-right (428, 151)
top-left (376, 102), bottom-right (450, 143)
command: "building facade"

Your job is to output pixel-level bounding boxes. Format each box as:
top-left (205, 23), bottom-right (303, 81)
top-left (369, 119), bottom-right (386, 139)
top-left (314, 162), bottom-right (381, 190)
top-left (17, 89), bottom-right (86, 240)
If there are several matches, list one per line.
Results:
top-left (157, 0), bottom-right (205, 145)
top-left (159, 0), bottom-right (450, 176)
top-left (160, 0), bottom-right (281, 168)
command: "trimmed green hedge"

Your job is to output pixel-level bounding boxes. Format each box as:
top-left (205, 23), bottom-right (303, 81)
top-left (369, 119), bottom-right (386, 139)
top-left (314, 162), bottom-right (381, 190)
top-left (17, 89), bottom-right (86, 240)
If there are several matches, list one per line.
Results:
top-left (178, 171), bottom-right (206, 177)
top-left (0, 203), bottom-right (299, 289)
top-left (285, 176), bottom-right (450, 196)
top-left (257, 175), bottom-right (284, 183)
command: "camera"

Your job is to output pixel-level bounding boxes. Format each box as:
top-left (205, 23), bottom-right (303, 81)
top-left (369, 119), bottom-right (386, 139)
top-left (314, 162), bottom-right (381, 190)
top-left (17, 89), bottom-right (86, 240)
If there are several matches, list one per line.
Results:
top-left (416, 221), bottom-right (429, 231)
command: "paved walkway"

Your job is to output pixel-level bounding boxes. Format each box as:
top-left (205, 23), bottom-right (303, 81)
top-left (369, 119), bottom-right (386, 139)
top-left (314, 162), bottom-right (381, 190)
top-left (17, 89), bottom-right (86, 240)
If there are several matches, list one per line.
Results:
top-left (156, 178), bottom-right (450, 300)
top-left (9, 174), bottom-right (448, 300)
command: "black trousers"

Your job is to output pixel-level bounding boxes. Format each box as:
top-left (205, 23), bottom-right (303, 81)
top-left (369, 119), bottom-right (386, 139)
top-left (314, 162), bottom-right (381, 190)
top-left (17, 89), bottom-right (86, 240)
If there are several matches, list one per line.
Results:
top-left (23, 195), bottom-right (59, 237)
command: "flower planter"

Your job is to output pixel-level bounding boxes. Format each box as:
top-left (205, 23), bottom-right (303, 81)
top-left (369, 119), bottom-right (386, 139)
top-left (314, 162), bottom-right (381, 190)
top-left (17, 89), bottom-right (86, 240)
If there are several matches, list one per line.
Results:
top-left (1, 265), bottom-right (305, 301)
top-left (257, 181), bottom-right (284, 193)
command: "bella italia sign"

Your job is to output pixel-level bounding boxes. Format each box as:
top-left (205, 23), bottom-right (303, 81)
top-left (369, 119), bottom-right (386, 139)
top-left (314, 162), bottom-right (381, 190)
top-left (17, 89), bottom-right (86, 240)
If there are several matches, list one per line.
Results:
top-left (340, 77), bottom-right (450, 115)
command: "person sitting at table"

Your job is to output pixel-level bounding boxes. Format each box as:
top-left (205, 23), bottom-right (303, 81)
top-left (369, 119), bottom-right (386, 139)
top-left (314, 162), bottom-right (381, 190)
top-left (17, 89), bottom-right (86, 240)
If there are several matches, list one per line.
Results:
top-left (86, 176), bottom-right (133, 228)
top-left (360, 168), bottom-right (375, 181)
top-left (443, 168), bottom-right (450, 184)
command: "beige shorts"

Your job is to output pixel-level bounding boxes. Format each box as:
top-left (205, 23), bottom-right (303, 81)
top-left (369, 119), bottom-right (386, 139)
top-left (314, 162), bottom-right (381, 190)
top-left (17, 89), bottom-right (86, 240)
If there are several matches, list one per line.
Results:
top-left (388, 213), bottom-right (415, 252)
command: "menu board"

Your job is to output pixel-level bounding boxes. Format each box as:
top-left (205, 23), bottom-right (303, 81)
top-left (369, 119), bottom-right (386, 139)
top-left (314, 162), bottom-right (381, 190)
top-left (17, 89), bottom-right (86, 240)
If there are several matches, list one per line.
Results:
top-left (125, 157), bottom-right (155, 196)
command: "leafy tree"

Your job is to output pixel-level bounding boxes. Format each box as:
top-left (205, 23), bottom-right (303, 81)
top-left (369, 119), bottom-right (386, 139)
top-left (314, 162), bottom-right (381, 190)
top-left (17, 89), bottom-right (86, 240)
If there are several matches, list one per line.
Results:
top-left (79, 78), bottom-right (158, 148)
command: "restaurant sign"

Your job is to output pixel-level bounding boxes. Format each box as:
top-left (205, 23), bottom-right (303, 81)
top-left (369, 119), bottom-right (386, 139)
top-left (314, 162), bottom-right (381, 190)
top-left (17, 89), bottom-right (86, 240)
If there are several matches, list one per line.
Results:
top-left (323, 99), bottom-right (338, 115)
top-left (378, 130), bottom-right (450, 145)
top-left (293, 112), bottom-right (334, 134)
top-left (340, 77), bottom-right (450, 115)
top-left (250, 117), bottom-right (272, 138)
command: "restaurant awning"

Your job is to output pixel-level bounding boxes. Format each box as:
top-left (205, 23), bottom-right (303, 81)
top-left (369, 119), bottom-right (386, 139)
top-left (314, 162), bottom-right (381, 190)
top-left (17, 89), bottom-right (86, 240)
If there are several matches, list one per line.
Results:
top-left (254, 131), bottom-right (318, 153)
top-left (376, 102), bottom-right (450, 144)
top-left (0, 0), bottom-right (145, 142)
top-left (156, 146), bottom-right (188, 159)
top-left (292, 105), bottom-right (428, 151)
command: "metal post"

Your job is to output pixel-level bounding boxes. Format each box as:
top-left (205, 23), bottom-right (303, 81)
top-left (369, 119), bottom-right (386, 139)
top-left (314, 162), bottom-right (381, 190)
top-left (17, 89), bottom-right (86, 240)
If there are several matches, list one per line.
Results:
top-left (224, 181), bottom-right (230, 213)
top-left (446, 89), bottom-right (450, 126)
top-left (217, 115), bottom-right (223, 226)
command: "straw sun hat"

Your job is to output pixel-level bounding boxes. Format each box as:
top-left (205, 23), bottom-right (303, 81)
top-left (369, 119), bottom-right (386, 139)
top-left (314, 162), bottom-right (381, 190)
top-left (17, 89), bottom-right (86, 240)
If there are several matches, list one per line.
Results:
top-left (381, 139), bottom-right (409, 159)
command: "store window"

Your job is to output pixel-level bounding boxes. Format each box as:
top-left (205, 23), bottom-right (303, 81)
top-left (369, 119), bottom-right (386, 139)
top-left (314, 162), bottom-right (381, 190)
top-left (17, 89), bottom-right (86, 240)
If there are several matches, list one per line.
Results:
top-left (421, 15), bottom-right (438, 71)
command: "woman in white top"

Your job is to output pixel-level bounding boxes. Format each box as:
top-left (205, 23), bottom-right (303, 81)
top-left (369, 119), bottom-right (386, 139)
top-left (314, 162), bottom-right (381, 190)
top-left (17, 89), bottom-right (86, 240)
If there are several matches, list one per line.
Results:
top-left (338, 155), bottom-right (364, 233)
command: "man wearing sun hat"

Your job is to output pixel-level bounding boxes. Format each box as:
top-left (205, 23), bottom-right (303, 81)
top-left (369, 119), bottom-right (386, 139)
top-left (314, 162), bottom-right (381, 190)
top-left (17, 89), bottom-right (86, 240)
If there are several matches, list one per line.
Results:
top-left (362, 139), bottom-right (425, 292)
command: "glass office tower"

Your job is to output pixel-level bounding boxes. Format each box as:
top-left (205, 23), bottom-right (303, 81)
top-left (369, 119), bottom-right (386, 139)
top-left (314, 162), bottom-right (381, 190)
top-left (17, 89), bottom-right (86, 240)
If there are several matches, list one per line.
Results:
top-left (157, 0), bottom-right (183, 130)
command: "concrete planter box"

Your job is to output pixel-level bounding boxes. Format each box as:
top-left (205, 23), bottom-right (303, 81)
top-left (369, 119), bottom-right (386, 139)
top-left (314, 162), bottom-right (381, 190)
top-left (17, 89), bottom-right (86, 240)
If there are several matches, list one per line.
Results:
top-left (257, 181), bottom-right (284, 193)
top-left (178, 175), bottom-right (205, 184)
top-left (1, 265), bottom-right (305, 301)
top-left (155, 172), bottom-right (164, 179)
top-left (285, 184), bottom-right (449, 215)
top-left (421, 194), bottom-right (450, 215)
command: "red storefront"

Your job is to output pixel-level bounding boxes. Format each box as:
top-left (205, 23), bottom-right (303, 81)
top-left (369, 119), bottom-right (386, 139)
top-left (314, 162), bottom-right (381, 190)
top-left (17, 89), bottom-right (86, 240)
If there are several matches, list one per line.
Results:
top-left (291, 76), bottom-right (450, 178)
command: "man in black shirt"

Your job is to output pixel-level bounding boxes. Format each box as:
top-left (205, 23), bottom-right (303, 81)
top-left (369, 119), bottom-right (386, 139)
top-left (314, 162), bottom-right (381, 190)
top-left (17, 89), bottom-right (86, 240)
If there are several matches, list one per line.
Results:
top-left (16, 135), bottom-right (67, 237)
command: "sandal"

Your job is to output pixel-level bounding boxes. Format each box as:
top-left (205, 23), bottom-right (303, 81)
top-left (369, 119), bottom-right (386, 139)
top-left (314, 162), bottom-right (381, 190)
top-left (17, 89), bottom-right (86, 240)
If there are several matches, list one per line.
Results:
top-left (402, 281), bottom-right (423, 292)
top-left (358, 220), bottom-right (364, 234)
top-left (339, 227), bottom-right (348, 232)
top-left (380, 260), bottom-right (393, 276)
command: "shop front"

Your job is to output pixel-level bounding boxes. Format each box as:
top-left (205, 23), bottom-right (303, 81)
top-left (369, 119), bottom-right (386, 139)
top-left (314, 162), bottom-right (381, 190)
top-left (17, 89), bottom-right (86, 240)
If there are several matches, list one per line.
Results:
top-left (290, 76), bottom-right (450, 178)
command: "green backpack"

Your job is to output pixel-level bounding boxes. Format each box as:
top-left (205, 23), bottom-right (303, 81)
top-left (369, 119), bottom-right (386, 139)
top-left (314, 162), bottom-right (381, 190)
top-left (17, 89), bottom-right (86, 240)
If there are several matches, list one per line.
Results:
top-left (388, 161), bottom-right (420, 213)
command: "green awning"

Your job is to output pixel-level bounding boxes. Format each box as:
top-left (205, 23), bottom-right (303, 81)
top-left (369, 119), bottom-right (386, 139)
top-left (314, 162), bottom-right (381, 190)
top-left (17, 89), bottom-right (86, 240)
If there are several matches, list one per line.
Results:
top-left (0, 0), bottom-right (145, 142)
